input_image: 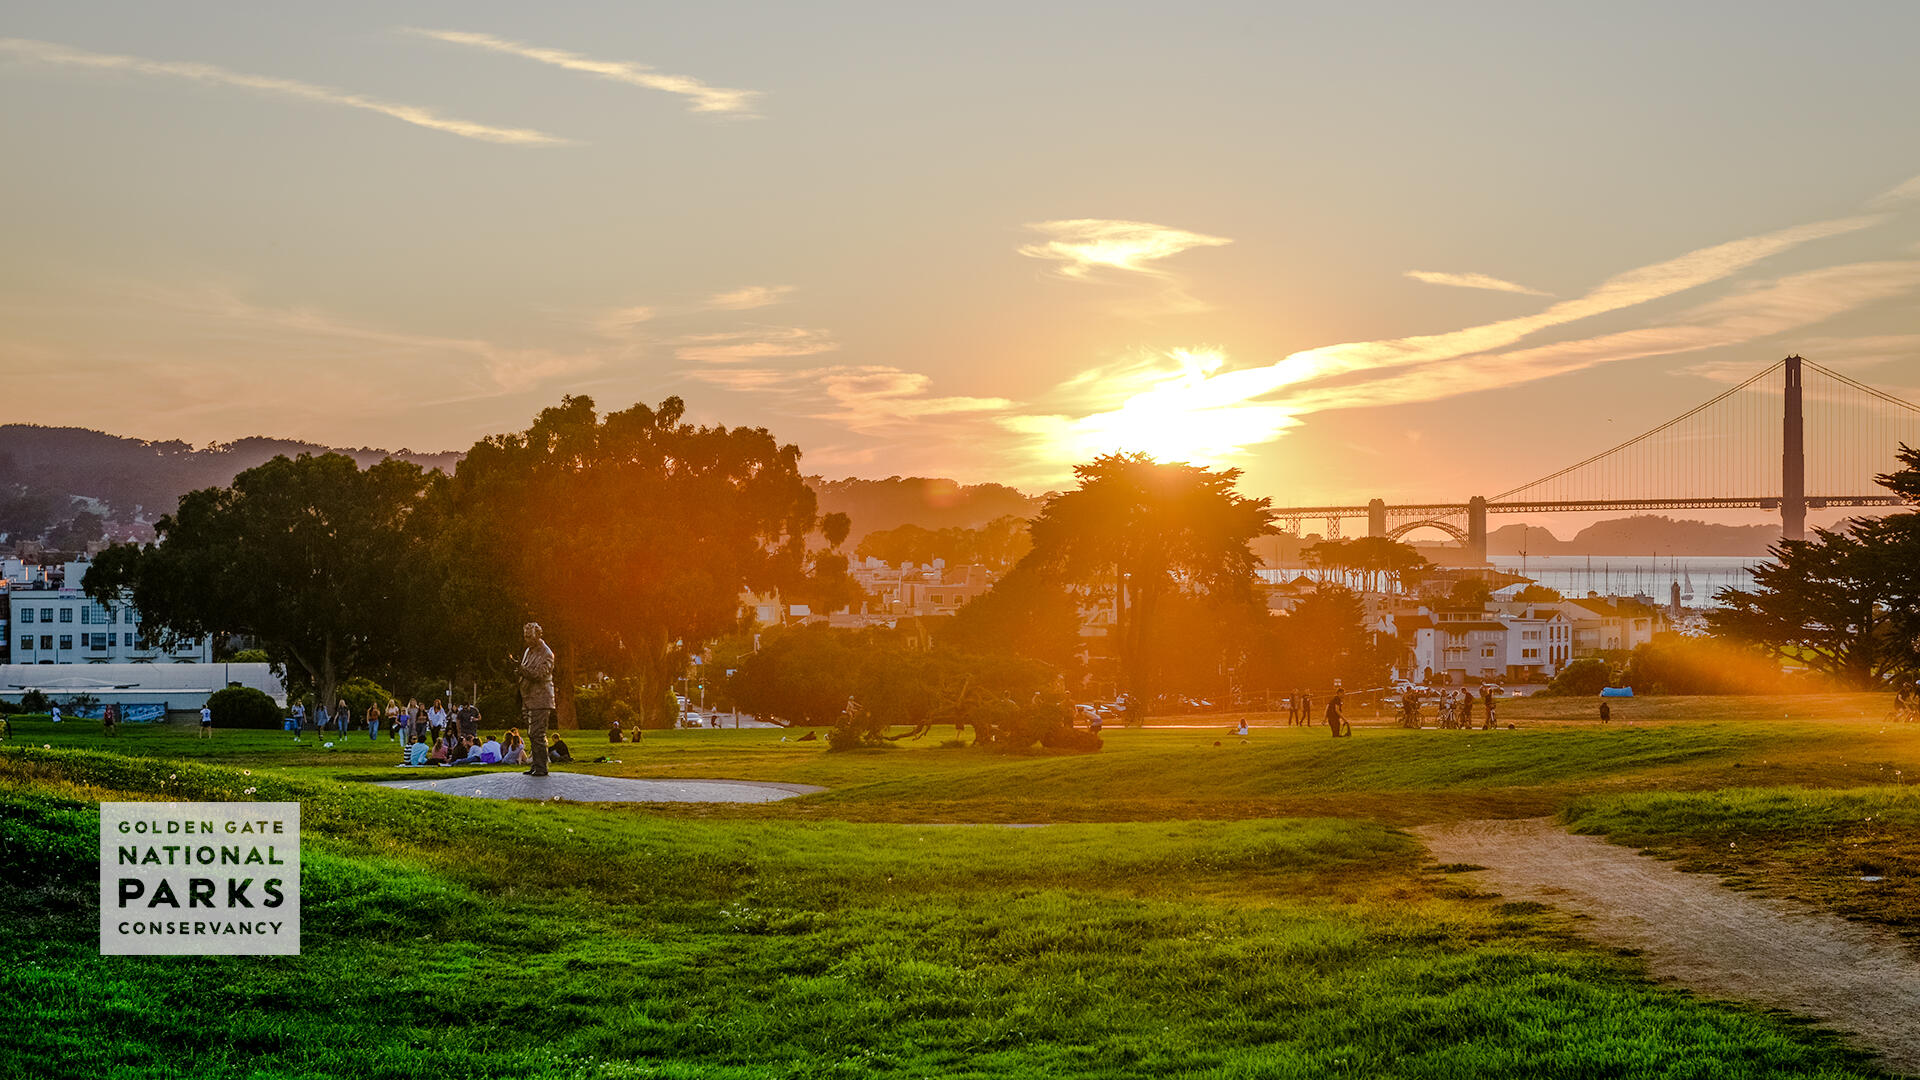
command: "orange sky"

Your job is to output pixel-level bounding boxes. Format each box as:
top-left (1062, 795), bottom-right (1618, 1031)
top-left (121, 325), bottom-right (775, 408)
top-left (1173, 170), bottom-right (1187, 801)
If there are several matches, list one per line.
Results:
top-left (3, 4), bottom-right (1919, 519)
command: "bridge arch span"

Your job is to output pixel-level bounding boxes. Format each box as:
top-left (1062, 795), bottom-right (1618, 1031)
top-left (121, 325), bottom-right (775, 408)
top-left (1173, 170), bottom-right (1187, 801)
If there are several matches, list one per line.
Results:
top-left (1388, 519), bottom-right (1467, 544)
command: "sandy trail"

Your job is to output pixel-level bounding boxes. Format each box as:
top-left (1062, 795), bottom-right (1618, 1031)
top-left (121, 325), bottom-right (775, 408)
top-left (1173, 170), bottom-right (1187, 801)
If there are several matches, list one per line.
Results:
top-left (1415, 818), bottom-right (1920, 1075)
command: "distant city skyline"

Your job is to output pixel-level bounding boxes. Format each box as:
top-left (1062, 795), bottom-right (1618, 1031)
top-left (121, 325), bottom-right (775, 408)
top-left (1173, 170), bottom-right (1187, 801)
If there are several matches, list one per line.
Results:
top-left (4, 3), bottom-right (1920, 513)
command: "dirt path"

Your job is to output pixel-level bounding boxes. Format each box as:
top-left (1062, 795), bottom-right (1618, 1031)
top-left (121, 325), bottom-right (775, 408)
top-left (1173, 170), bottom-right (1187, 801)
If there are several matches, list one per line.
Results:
top-left (1415, 818), bottom-right (1920, 1075)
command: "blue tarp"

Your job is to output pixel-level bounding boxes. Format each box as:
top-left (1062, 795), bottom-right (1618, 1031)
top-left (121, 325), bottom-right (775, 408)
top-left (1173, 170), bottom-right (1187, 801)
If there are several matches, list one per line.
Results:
top-left (1599, 687), bottom-right (1634, 698)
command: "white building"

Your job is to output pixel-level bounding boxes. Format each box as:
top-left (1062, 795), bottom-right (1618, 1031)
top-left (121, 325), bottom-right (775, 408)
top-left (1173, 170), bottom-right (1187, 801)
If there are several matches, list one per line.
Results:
top-left (1396, 602), bottom-right (1570, 685)
top-left (1558, 595), bottom-right (1663, 657)
top-left (4, 558), bottom-right (214, 665)
top-left (0, 662), bottom-right (283, 715)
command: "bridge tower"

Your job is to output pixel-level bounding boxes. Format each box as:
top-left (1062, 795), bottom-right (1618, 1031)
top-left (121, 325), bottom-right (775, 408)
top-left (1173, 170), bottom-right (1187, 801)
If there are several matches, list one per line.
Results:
top-left (1366, 498), bottom-right (1387, 537)
top-left (1467, 496), bottom-right (1488, 565)
top-left (1783, 354), bottom-right (1806, 541)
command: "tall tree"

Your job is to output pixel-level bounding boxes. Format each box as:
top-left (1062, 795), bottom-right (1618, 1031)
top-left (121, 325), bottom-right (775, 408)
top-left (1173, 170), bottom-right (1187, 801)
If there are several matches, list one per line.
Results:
top-left (1710, 443), bottom-right (1920, 687)
top-left (1021, 453), bottom-right (1275, 709)
top-left (84, 453), bottom-right (430, 711)
top-left (430, 396), bottom-right (823, 728)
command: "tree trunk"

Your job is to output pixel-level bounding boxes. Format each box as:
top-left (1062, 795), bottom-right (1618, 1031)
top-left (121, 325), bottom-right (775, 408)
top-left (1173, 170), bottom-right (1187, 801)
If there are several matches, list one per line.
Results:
top-left (318, 636), bottom-right (337, 730)
top-left (555, 639), bottom-right (577, 728)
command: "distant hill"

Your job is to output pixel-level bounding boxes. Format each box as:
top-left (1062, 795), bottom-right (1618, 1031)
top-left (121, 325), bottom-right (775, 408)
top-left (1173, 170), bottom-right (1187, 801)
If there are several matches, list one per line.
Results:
top-left (0, 425), bottom-right (1041, 551)
top-left (0, 425), bottom-right (461, 544)
top-left (809, 476), bottom-right (1041, 544)
top-left (1486, 515), bottom-right (1781, 556)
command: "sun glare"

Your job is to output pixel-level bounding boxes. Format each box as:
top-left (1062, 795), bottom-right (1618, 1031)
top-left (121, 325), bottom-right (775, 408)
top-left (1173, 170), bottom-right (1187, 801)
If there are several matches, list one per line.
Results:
top-left (1016, 348), bottom-right (1301, 468)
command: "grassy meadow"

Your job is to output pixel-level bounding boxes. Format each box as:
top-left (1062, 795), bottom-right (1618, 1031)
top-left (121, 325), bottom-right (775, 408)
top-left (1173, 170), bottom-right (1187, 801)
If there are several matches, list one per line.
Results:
top-left (3, 694), bottom-right (1918, 1078)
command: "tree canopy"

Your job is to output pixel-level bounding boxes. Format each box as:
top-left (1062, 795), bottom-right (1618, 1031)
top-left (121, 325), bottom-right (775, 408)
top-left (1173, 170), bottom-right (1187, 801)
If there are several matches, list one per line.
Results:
top-left (1020, 454), bottom-right (1275, 706)
top-left (1710, 443), bottom-right (1920, 688)
top-left (84, 452), bottom-right (431, 712)
top-left (427, 396), bottom-right (827, 727)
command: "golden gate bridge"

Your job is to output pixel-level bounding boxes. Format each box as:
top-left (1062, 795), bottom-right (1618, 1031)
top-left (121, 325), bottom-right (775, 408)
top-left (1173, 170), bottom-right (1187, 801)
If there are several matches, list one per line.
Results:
top-left (1272, 356), bottom-right (1920, 560)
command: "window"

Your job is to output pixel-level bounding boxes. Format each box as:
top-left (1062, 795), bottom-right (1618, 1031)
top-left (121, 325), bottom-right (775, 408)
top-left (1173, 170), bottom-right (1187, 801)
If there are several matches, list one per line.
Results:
top-left (58, 608), bottom-right (73, 623)
top-left (39, 635), bottom-right (52, 651)
top-left (58, 635), bottom-right (73, 650)
top-left (17, 637), bottom-right (29, 652)
top-left (41, 608), bottom-right (53, 622)
top-left (1523, 648), bottom-right (1539, 659)
top-left (20, 609), bottom-right (32, 624)
top-left (80, 608), bottom-right (90, 624)
top-left (1482, 645), bottom-right (1496, 657)
top-left (88, 633), bottom-right (109, 651)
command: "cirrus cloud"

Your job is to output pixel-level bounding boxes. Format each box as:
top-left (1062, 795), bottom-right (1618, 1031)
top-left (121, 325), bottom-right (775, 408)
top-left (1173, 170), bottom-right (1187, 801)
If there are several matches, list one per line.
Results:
top-left (0, 37), bottom-right (566, 145)
top-left (1405, 270), bottom-right (1551, 296)
top-left (408, 29), bottom-right (760, 117)
top-left (1017, 219), bottom-right (1231, 279)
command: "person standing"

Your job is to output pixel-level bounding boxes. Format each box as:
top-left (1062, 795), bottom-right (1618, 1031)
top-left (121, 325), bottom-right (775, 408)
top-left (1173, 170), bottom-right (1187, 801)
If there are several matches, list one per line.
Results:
top-left (198, 704), bottom-right (213, 739)
top-left (1325, 690), bottom-right (1348, 738)
top-left (1301, 692), bottom-right (1314, 729)
top-left (1459, 691), bottom-right (1474, 729)
top-left (1287, 691), bottom-right (1300, 726)
top-left (1599, 700), bottom-right (1612, 724)
top-left (516, 622), bottom-right (556, 777)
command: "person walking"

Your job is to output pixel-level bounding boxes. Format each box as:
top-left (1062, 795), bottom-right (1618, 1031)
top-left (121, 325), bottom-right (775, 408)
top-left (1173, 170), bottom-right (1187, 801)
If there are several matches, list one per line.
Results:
top-left (1325, 690), bottom-right (1348, 738)
top-left (367, 703), bottom-right (383, 741)
top-left (515, 622), bottom-right (556, 777)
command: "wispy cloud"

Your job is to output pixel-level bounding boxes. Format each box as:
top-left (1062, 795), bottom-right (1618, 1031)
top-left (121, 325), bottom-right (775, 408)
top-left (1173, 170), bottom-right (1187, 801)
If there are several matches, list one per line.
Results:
top-left (408, 29), bottom-right (760, 116)
top-left (167, 285), bottom-right (603, 391)
top-left (705, 285), bottom-right (794, 310)
top-left (593, 305), bottom-right (655, 339)
top-left (0, 37), bottom-right (566, 145)
top-left (675, 327), bottom-right (837, 363)
top-left (997, 213), bottom-right (1910, 479)
top-left (688, 364), bottom-right (1012, 434)
top-left (1018, 219), bottom-right (1231, 279)
top-left (1405, 270), bottom-right (1551, 296)
top-left (1285, 260), bottom-right (1920, 414)
top-left (1263, 214), bottom-right (1880, 390)
top-left (1869, 172), bottom-right (1920, 210)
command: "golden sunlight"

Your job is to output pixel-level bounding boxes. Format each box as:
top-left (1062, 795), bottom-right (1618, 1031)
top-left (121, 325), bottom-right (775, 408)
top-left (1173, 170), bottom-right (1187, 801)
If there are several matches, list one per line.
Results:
top-left (1007, 348), bottom-right (1300, 468)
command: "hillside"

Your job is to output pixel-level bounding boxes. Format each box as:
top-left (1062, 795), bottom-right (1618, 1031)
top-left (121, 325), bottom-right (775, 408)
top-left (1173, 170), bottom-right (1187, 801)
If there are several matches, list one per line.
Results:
top-left (0, 425), bottom-right (1040, 550)
top-left (0, 425), bottom-right (461, 544)
top-left (809, 476), bottom-right (1040, 544)
top-left (1486, 515), bottom-right (1781, 556)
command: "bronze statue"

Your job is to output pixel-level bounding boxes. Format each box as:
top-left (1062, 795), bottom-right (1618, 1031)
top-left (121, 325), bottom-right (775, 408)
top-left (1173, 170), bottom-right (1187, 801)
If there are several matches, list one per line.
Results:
top-left (514, 621), bottom-right (556, 776)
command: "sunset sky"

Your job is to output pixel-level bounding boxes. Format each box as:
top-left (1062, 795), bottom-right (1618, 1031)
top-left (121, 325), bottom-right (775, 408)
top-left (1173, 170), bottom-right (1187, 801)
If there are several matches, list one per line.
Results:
top-left (5, 2), bottom-right (1920, 516)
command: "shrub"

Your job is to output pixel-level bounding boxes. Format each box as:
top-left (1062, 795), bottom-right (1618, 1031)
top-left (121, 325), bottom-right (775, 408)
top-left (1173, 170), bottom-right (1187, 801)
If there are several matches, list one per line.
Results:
top-left (228, 648), bottom-right (271, 664)
top-left (21, 690), bottom-right (51, 714)
top-left (336, 678), bottom-right (393, 726)
top-left (1544, 658), bottom-right (1612, 697)
top-left (206, 686), bottom-right (283, 729)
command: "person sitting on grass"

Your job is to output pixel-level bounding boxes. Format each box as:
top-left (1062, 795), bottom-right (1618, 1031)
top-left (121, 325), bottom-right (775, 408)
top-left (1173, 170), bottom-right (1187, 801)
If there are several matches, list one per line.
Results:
top-left (548, 733), bottom-right (573, 764)
top-left (445, 735), bottom-right (483, 766)
top-left (405, 738), bottom-right (430, 766)
top-left (477, 734), bottom-right (502, 764)
top-left (608, 719), bottom-right (623, 743)
top-left (428, 734), bottom-right (451, 765)
top-left (500, 729), bottom-right (526, 766)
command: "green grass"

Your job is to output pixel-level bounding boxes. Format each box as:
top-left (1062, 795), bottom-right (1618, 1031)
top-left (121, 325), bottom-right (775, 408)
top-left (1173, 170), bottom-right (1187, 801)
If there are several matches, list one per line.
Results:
top-left (3, 697), bottom-right (1917, 1077)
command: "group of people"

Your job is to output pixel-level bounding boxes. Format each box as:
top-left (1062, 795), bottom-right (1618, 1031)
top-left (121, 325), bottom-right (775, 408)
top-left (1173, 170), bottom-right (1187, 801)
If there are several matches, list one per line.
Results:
top-left (399, 727), bottom-right (575, 767)
top-left (1397, 685), bottom-right (1499, 730)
